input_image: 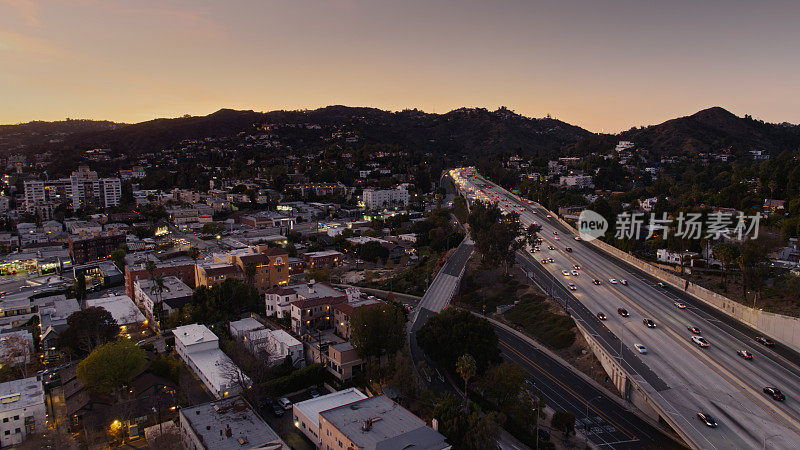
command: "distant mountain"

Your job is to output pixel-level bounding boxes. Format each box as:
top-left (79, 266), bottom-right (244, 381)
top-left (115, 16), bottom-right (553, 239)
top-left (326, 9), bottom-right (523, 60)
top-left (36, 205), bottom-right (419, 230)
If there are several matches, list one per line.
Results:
top-left (2, 106), bottom-right (798, 159)
top-left (0, 106), bottom-right (592, 158)
top-left (0, 119), bottom-right (121, 153)
top-left (618, 107), bottom-right (800, 155)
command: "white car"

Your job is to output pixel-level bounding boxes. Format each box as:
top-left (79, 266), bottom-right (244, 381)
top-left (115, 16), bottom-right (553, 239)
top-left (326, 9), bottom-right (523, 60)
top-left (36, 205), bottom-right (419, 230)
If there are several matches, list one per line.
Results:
top-left (620, 279), bottom-right (628, 285)
top-left (562, 270), bottom-right (570, 277)
top-left (692, 336), bottom-right (710, 348)
top-left (634, 344), bottom-right (648, 354)
top-left (568, 283), bottom-right (577, 290)
top-left (674, 302), bottom-right (687, 309)
top-left (608, 278), bottom-right (618, 284)
top-left (278, 397), bottom-right (292, 410)
top-left (571, 270), bottom-right (579, 276)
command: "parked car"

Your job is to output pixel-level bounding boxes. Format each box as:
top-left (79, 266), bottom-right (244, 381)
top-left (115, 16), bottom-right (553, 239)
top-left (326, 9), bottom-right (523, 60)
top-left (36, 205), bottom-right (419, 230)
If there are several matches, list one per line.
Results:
top-left (278, 397), bottom-right (292, 410)
top-left (269, 400), bottom-right (285, 417)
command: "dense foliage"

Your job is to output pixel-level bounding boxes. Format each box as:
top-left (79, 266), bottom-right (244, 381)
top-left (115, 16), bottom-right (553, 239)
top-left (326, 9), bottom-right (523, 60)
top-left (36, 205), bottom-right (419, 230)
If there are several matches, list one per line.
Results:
top-left (77, 338), bottom-right (146, 395)
top-left (504, 294), bottom-right (576, 349)
top-left (349, 301), bottom-right (406, 360)
top-left (58, 307), bottom-right (120, 357)
top-left (416, 309), bottom-right (500, 373)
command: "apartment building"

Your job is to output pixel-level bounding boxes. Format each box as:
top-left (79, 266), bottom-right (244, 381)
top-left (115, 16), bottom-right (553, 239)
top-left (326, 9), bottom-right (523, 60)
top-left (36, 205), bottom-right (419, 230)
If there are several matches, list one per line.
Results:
top-left (24, 167), bottom-right (121, 212)
top-left (292, 388), bottom-right (367, 446)
top-left (362, 187), bottom-right (409, 209)
top-left (0, 377), bottom-right (46, 448)
top-left (173, 324), bottom-right (250, 399)
top-left (179, 397), bottom-right (287, 450)
top-left (319, 395), bottom-right (450, 450)
top-left (124, 261), bottom-right (197, 299)
top-left (67, 231), bottom-right (126, 264)
top-left (213, 246), bottom-right (289, 293)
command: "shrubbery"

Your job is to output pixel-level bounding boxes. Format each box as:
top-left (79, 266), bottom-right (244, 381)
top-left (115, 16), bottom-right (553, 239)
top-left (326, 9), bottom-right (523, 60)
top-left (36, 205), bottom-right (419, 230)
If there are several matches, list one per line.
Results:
top-left (259, 363), bottom-right (324, 396)
top-left (504, 295), bottom-right (576, 349)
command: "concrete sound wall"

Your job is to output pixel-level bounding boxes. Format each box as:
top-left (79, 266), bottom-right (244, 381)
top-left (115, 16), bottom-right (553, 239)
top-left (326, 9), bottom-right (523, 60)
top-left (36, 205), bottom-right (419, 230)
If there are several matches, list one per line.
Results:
top-left (551, 212), bottom-right (800, 354)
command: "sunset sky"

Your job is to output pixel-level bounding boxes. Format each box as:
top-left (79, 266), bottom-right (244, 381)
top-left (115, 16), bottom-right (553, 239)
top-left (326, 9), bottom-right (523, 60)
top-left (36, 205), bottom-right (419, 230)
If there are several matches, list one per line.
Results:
top-left (2, 0), bottom-right (798, 132)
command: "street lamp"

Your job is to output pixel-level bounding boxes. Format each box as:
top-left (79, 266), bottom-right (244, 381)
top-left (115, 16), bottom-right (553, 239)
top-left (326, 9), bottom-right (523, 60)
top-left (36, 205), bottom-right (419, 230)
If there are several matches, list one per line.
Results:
top-left (585, 395), bottom-right (602, 441)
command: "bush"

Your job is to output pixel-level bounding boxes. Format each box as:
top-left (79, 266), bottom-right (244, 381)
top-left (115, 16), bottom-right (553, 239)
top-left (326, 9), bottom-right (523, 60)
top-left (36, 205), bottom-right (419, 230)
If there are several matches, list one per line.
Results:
top-left (150, 354), bottom-right (181, 383)
top-left (504, 297), bottom-right (576, 349)
top-left (259, 364), bottom-right (325, 396)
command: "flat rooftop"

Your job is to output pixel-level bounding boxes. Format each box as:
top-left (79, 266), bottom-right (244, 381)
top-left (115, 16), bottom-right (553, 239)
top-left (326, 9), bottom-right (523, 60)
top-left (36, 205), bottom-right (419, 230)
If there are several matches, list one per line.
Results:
top-left (293, 388), bottom-right (367, 428)
top-left (181, 396), bottom-right (287, 450)
top-left (86, 295), bottom-right (145, 325)
top-left (320, 395), bottom-right (449, 450)
top-left (0, 376), bottom-right (44, 413)
top-left (287, 282), bottom-right (343, 300)
top-left (173, 323), bottom-right (219, 347)
top-left (135, 276), bottom-right (192, 300)
top-left (229, 317), bottom-right (264, 335)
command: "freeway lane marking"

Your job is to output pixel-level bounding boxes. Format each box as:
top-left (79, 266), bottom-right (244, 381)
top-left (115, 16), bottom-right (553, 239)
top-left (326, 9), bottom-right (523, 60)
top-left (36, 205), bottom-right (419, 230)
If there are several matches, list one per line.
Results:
top-left (601, 277), bottom-right (800, 439)
top-left (498, 339), bottom-right (639, 442)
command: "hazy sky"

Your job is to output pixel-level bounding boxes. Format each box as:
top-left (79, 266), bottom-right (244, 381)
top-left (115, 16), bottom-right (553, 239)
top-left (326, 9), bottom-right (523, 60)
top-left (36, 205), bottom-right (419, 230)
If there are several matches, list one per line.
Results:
top-left (2, 0), bottom-right (799, 132)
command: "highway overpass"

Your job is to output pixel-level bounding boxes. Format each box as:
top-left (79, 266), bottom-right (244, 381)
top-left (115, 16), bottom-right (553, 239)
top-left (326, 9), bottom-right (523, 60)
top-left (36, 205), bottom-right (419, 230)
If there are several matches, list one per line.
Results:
top-left (450, 167), bottom-right (800, 449)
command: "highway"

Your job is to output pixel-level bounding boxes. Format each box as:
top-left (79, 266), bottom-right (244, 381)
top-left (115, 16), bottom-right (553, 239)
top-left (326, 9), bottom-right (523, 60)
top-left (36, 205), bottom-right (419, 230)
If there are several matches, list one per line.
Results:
top-left (493, 322), bottom-right (681, 449)
top-left (451, 167), bottom-right (800, 449)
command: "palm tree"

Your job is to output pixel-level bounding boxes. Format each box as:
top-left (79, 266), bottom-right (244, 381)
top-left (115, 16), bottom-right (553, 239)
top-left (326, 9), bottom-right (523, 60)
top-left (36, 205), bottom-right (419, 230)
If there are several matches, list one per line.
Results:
top-left (456, 354), bottom-right (477, 410)
top-left (150, 274), bottom-right (166, 332)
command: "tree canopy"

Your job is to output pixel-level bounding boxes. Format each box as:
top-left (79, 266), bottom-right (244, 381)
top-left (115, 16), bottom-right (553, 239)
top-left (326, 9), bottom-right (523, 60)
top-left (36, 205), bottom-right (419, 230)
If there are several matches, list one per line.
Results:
top-left (77, 338), bottom-right (146, 395)
top-left (433, 393), bottom-right (503, 450)
top-left (468, 202), bottom-right (523, 272)
top-left (58, 307), bottom-right (119, 357)
top-left (416, 309), bottom-right (499, 373)
top-left (349, 301), bottom-right (406, 360)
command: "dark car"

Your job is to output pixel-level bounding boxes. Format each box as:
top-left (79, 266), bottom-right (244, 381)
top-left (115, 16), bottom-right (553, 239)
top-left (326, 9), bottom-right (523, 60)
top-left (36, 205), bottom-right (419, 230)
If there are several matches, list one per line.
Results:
top-left (737, 350), bottom-right (754, 360)
top-left (756, 336), bottom-right (776, 347)
top-left (597, 312), bottom-right (607, 320)
top-left (617, 308), bottom-right (629, 317)
top-left (643, 318), bottom-right (656, 328)
top-left (688, 326), bottom-right (702, 334)
top-left (697, 412), bottom-right (717, 427)
top-left (268, 400), bottom-right (285, 417)
top-left (592, 279), bottom-right (601, 285)
top-left (565, 247), bottom-right (573, 252)
top-left (764, 387), bottom-right (786, 401)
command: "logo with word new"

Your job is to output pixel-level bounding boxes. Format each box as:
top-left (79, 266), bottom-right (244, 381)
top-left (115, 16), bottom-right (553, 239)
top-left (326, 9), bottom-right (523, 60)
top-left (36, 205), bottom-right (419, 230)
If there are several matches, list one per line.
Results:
top-left (578, 209), bottom-right (608, 242)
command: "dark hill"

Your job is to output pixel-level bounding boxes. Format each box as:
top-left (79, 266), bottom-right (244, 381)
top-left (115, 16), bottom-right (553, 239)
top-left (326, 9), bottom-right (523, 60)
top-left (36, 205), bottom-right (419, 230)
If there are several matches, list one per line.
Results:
top-left (619, 107), bottom-right (800, 155)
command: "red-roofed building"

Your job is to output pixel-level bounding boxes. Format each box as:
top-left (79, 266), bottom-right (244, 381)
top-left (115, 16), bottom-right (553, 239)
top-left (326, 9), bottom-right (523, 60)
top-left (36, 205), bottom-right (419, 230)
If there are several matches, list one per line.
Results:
top-left (333, 297), bottom-right (384, 339)
top-left (290, 294), bottom-right (347, 335)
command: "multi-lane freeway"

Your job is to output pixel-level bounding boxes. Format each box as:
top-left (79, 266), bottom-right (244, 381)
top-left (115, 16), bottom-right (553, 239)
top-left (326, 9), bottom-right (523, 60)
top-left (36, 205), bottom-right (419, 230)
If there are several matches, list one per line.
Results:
top-left (451, 167), bottom-right (800, 449)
